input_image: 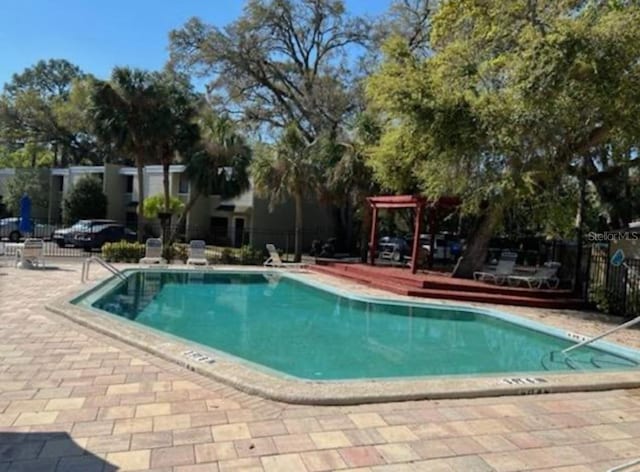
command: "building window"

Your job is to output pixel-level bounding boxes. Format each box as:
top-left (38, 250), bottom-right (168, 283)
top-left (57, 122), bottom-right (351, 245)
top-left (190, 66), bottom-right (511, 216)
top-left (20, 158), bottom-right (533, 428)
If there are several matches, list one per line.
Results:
top-left (125, 176), bottom-right (134, 193)
top-left (178, 173), bottom-right (189, 194)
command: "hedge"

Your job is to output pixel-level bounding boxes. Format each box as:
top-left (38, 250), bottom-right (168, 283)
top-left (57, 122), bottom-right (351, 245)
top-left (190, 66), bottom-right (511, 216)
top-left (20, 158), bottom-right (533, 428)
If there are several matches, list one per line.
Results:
top-left (102, 241), bottom-right (145, 262)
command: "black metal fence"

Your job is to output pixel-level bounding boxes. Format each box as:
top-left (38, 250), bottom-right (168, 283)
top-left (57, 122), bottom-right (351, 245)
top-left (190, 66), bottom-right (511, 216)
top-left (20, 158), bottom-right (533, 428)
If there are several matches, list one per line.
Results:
top-left (586, 245), bottom-right (640, 318)
top-left (0, 219), bottom-right (337, 259)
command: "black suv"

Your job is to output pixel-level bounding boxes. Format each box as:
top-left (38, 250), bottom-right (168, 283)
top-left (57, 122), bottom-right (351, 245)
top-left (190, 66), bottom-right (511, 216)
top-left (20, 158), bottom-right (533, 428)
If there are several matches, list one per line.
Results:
top-left (52, 219), bottom-right (117, 247)
top-left (73, 224), bottom-right (137, 251)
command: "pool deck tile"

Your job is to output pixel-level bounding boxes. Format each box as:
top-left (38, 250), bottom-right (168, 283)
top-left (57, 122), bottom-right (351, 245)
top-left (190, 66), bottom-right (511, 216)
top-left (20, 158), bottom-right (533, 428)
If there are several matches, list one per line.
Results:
top-left (3, 262), bottom-right (640, 471)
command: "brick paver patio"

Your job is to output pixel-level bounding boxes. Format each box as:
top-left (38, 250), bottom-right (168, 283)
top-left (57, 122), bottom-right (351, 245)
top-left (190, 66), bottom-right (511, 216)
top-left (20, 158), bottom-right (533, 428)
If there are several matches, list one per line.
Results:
top-left (2, 262), bottom-right (640, 471)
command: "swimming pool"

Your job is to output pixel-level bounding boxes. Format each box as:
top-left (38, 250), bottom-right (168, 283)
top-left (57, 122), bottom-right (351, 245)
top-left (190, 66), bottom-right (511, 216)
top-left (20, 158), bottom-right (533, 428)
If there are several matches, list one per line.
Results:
top-left (74, 270), bottom-right (640, 381)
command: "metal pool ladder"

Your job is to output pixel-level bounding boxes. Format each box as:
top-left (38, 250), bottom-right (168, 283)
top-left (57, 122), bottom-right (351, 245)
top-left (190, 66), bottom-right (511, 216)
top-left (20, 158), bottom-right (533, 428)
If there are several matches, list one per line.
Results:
top-left (562, 314), bottom-right (640, 354)
top-left (81, 256), bottom-right (127, 283)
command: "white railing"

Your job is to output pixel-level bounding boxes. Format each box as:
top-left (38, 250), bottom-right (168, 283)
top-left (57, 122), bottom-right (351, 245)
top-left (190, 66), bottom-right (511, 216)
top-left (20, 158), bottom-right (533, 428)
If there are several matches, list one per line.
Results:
top-left (81, 256), bottom-right (127, 283)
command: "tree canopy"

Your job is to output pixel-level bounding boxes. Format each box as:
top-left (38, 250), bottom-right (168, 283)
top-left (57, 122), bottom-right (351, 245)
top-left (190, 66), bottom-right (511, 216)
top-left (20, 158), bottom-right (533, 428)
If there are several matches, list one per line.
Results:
top-left (365, 0), bottom-right (640, 276)
top-left (169, 0), bottom-right (369, 142)
top-left (0, 59), bottom-right (111, 166)
top-left (62, 175), bottom-right (108, 224)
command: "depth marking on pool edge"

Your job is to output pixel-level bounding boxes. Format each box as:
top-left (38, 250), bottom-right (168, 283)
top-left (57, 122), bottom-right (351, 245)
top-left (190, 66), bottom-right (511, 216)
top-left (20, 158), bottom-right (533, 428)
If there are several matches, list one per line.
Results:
top-left (183, 350), bottom-right (216, 364)
top-left (567, 332), bottom-right (590, 343)
top-left (501, 377), bottom-right (548, 385)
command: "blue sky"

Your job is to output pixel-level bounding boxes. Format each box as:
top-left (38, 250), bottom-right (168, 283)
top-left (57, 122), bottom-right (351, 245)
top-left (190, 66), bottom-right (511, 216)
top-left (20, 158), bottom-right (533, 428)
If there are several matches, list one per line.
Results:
top-left (0, 0), bottom-right (391, 88)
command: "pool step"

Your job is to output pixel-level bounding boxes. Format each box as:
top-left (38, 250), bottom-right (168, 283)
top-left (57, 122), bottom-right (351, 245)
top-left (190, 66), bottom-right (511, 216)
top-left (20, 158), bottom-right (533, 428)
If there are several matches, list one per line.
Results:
top-left (311, 265), bottom-right (584, 310)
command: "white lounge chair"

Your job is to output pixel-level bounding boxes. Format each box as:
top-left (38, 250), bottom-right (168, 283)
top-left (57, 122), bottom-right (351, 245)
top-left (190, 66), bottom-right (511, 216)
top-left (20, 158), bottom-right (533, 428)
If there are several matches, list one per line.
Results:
top-left (139, 238), bottom-right (167, 265)
top-left (507, 262), bottom-right (561, 289)
top-left (473, 251), bottom-right (518, 285)
top-left (263, 244), bottom-right (306, 269)
top-left (186, 240), bottom-right (209, 266)
top-left (15, 238), bottom-right (46, 268)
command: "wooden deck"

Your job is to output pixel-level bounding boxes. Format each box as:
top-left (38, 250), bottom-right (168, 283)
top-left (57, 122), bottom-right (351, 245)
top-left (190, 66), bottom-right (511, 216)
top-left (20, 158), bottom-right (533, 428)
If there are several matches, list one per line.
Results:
top-left (311, 262), bottom-right (584, 309)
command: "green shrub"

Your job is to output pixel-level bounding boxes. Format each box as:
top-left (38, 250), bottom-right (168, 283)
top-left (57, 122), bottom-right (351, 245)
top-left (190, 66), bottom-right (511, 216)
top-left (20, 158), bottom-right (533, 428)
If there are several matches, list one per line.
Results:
top-left (589, 285), bottom-right (611, 314)
top-left (172, 244), bottom-right (188, 263)
top-left (238, 245), bottom-right (263, 265)
top-left (220, 247), bottom-right (237, 264)
top-left (102, 241), bottom-right (145, 262)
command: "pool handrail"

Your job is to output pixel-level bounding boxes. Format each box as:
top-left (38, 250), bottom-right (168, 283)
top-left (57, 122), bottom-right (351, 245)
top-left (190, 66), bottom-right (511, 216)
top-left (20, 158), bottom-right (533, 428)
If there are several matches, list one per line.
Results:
top-left (563, 313), bottom-right (640, 354)
top-left (81, 256), bottom-right (126, 283)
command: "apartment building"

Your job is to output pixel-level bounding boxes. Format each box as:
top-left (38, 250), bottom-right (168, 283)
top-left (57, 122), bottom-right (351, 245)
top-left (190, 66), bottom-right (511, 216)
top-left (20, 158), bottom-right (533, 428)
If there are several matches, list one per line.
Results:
top-left (0, 165), bottom-right (335, 250)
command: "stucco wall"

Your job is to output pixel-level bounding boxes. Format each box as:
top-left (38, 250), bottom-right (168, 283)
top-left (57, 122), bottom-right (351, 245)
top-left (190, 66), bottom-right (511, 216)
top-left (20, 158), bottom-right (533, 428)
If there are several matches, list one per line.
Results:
top-left (104, 164), bottom-right (125, 222)
top-left (186, 194), bottom-right (212, 240)
top-left (145, 172), bottom-right (164, 201)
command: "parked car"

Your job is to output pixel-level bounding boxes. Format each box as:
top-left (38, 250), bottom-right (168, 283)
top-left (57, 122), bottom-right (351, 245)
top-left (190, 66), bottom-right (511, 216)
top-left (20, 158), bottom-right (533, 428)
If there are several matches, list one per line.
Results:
top-left (418, 233), bottom-right (462, 261)
top-left (378, 236), bottom-right (411, 262)
top-left (73, 224), bottom-right (137, 251)
top-left (52, 219), bottom-right (117, 247)
top-left (0, 217), bottom-right (57, 242)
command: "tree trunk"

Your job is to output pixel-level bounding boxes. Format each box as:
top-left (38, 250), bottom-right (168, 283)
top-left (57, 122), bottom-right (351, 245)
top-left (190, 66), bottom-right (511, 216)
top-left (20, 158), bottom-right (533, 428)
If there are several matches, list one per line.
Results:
top-left (294, 192), bottom-right (303, 262)
top-left (136, 159), bottom-right (145, 243)
top-left (168, 190), bottom-right (200, 244)
top-left (360, 199), bottom-right (372, 262)
top-left (162, 160), bottom-right (171, 242)
top-left (452, 203), bottom-right (503, 278)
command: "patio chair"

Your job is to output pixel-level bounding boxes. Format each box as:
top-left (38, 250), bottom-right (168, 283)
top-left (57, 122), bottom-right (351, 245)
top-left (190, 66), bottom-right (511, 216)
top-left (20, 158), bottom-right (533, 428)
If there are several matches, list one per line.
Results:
top-left (15, 238), bottom-right (46, 268)
top-left (139, 238), bottom-right (167, 265)
top-left (263, 244), bottom-right (306, 269)
top-left (186, 240), bottom-right (209, 267)
top-left (507, 262), bottom-right (561, 289)
top-left (473, 251), bottom-right (518, 285)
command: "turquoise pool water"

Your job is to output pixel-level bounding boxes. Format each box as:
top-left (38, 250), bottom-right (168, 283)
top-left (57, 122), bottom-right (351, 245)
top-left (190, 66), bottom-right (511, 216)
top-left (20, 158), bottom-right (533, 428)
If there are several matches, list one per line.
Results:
top-left (79, 271), bottom-right (639, 380)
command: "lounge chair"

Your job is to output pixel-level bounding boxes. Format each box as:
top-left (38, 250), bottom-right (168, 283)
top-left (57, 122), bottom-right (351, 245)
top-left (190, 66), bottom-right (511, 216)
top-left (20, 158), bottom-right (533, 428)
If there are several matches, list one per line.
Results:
top-left (507, 262), bottom-right (561, 289)
top-left (186, 240), bottom-right (209, 266)
top-left (473, 251), bottom-right (518, 285)
top-left (263, 244), bottom-right (306, 269)
top-left (15, 238), bottom-right (45, 268)
top-left (139, 238), bottom-right (167, 265)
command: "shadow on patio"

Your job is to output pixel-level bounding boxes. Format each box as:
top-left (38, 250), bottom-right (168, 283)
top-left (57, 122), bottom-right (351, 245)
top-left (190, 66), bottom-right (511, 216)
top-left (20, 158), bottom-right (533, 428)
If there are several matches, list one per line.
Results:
top-left (0, 431), bottom-right (118, 471)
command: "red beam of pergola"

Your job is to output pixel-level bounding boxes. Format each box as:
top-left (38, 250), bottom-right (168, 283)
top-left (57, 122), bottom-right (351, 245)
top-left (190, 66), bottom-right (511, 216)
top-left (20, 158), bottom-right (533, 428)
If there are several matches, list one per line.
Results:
top-left (367, 195), bottom-right (461, 273)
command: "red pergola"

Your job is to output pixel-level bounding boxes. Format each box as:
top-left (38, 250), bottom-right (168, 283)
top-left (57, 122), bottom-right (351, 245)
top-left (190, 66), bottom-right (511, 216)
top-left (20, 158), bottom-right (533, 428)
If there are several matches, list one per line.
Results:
top-left (367, 195), bottom-right (461, 274)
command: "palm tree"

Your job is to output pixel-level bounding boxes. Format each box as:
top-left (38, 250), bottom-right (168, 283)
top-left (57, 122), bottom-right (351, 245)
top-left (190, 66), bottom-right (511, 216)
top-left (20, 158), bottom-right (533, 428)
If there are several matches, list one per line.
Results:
top-left (169, 112), bottom-right (251, 243)
top-left (92, 68), bottom-right (164, 241)
top-left (251, 125), bottom-right (321, 262)
top-left (151, 74), bottom-right (199, 242)
top-left (326, 113), bottom-right (381, 259)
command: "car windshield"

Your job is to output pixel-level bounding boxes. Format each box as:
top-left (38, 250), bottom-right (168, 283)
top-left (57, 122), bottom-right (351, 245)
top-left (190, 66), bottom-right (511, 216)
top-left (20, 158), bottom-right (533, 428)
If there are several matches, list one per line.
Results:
top-left (71, 221), bottom-right (90, 230)
top-left (92, 225), bottom-right (119, 233)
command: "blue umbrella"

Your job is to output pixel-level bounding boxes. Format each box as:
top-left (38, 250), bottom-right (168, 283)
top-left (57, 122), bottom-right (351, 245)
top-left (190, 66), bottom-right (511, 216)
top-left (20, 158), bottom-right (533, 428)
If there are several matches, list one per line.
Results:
top-left (19, 193), bottom-right (32, 234)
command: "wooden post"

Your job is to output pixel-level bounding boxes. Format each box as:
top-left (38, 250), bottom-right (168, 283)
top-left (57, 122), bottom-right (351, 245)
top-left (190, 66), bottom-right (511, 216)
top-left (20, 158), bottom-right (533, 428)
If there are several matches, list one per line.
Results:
top-left (428, 207), bottom-right (437, 269)
top-left (369, 206), bottom-right (378, 265)
top-left (410, 203), bottom-right (423, 274)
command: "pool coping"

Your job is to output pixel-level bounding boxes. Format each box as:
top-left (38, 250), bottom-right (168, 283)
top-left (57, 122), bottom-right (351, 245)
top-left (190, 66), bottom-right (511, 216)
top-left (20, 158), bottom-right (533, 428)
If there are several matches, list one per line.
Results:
top-left (46, 266), bottom-right (640, 405)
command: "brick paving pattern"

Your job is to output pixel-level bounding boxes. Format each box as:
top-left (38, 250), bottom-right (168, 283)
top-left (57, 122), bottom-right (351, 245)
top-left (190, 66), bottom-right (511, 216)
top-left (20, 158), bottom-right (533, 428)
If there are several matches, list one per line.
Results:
top-left (1, 263), bottom-right (640, 471)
